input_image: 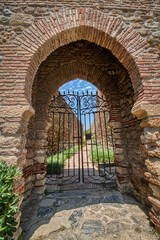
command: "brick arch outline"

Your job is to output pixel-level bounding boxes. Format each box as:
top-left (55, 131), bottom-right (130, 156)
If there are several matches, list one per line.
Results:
top-left (35, 60), bottom-right (122, 122)
top-left (32, 60), bottom-right (128, 190)
top-left (11, 8), bottom-right (159, 114)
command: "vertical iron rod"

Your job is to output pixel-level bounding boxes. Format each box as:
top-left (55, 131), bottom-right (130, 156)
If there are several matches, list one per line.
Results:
top-left (68, 113), bottom-right (70, 177)
top-left (77, 94), bottom-right (81, 182)
top-left (84, 114), bottom-right (89, 176)
top-left (104, 111), bottom-right (111, 174)
top-left (51, 112), bottom-right (55, 176)
top-left (62, 112), bottom-right (65, 177)
top-left (93, 112), bottom-right (100, 176)
top-left (73, 113), bottom-right (75, 176)
top-left (57, 113), bottom-right (61, 176)
top-left (89, 112), bottom-right (95, 176)
top-left (111, 128), bottom-right (115, 163)
top-left (98, 111), bottom-right (105, 174)
top-left (79, 95), bottom-right (84, 182)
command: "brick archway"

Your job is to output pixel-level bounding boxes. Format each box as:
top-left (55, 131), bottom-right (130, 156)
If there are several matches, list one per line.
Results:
top-left (8, 8), bottom-right (159, 109)
top-left (0, 8), bottom-right (159, 119)
top-left (0, 8), bottom-right (160, 232)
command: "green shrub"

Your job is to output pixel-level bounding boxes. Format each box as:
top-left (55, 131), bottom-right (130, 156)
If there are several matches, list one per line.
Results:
top-left (90, 146), bottom-right (114, 163)
top-left (0, 160), bottom-right (20, 240)
top-left (47, 145), bottom-right (79, 174)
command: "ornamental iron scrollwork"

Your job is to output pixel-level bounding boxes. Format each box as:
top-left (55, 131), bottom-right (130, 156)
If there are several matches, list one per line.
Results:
top-left (48, 91), bottom-right (109, 116)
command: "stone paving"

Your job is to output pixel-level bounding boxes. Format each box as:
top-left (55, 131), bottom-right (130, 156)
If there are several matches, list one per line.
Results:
top-left (20, 188), bottom-right (158, 240)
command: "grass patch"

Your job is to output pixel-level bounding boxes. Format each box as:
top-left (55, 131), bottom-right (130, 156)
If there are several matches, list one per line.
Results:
top-left (151, 227), bottom-right (160, 239)
top-left (47, 145), bottom-right (79, 174)
top-left (90, 145), bottom-right (114, 164)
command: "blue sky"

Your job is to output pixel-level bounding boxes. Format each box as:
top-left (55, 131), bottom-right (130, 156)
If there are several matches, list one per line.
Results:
top-left (59, 79), bottom-right (97, 130)
top-left (59, 78), bottom-right (97, 95)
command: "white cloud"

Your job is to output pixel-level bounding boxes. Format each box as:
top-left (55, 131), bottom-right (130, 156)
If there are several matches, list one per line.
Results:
top-left (85, 86), bottom-right (92, 89)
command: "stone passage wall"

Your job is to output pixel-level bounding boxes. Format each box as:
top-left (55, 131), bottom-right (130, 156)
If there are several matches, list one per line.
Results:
top-left (48, 91), bottom-right (83, 154)
top-left (0, 0), bottom-right (160, 235)
top-left (90, 91), bottom-right (112, 148)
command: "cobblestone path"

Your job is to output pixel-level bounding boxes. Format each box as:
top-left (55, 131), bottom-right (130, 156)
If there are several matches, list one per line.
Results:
top-left (21, 188), bottom-right (158, 240)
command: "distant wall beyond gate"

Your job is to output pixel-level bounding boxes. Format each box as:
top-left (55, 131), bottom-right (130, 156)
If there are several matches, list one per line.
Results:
top-left (47, 91), bottom-right (83, 155)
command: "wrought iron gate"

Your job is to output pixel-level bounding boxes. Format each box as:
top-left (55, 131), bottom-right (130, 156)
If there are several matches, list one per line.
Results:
top-left (47, 91), bottom-right (115, 185)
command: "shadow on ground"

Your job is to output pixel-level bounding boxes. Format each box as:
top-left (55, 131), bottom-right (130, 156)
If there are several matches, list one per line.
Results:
top-left (20, 187), bottom-right (158, 240)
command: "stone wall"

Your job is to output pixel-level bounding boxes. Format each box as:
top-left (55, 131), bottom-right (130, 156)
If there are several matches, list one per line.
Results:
top-left (0, 0), bottom-right (160, 235)
top-left (90, 91), bottom-right (112, 148)
top-left (0, 0), bottom-right (160, 52)
top-left (48, 91), bottom-right (83, 155)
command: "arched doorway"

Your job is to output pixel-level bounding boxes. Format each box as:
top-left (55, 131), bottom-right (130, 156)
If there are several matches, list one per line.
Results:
top-left (24, 39), bottom-right (144, 201)
top-left (1, 8), bottom-right (160, 232)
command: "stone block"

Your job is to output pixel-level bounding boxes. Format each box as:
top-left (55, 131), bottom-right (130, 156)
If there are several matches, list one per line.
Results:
top-left (25, 175), bottom-right (32, 184)
top-left (26, 150), bottom-right (34, 159)
top-left (0, 105), bottom-right (34, 119)
top-left (23, 189), bottom-right (32, 200)
top-left (2, 156), bottom-right (18, 166)
top-left (121, 110), bottom-right (125, 118)
top-left (115, 139), bottom-right (124, 145)
top-left (36, 7), bottom-right (47, 13)
top-left (3, 9), bottom-right (12, 16)
top-left (10, 7), bottom-right (22, 13)
top-left (116, 167), bottom-right (129, 175)
top-left (35, 139), bottom-right (48, 147)
top-left (114, 154), bottom-right (125, 162)
top-left (10, 13), bottom-right (34, 26)
top-left (145, 159), bottom-right (160, 176)
top-left (140, 118), bottom-right (160, 128)
top-left (114, 148), bottom-right (124, 154)
top-left (0, 147), bottom-right (20, 156)
top-left (108, 122), bottom-right (122, 129)
top-left (113, 133), bottom-right (121, 139)
top-left (35, 178), bottom-right (46, 187)
top-left (132, 22), bottom-right (141, 28)
top-left (24, 7), bottom-right (35, 14)
top-left (36, 172), bottom-right (46, 180)
top-left (140, 130), bottom-right (159, 144)
top-left (24, 181), bottom-right (32, 192)
top-left (0, 16), bottom-right (9, 24)
top-left (144, 20), bottom-right (159, 28)
top-left (32, 185), bottom-right (46, 195)
top-left (1, 123), bottom-right (21, 134)
top-left (34, 156), bottom-right (46, 163)
top-left (149, 183), bottom-right (160, 199)
top-left (148, 149), bottom-right (160, 158)
top-left (139, 29), bottom-right (149, 36)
